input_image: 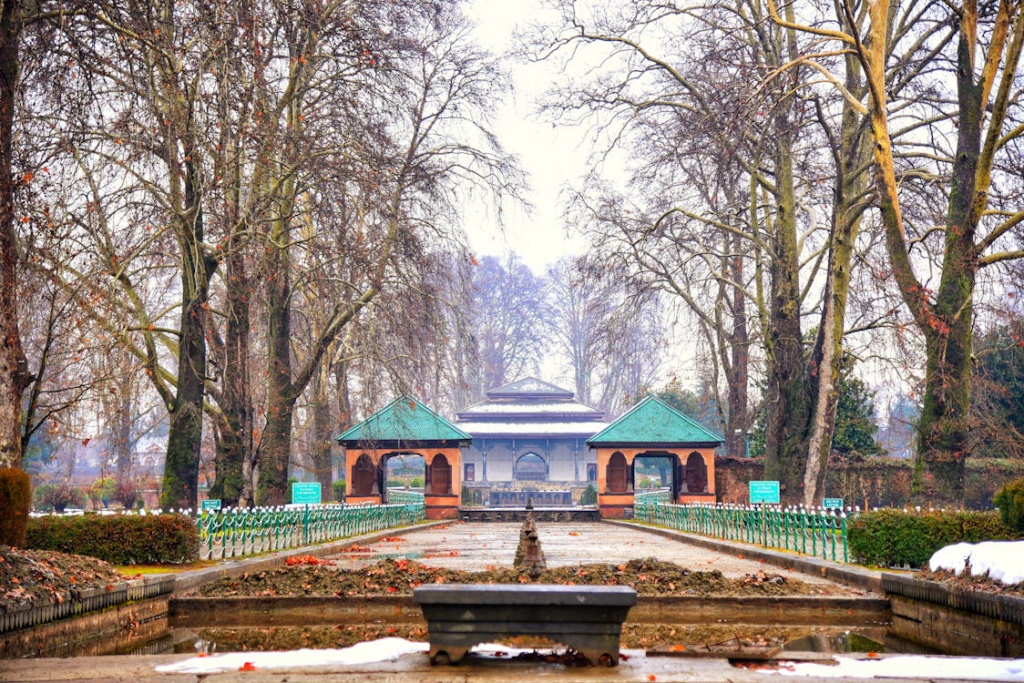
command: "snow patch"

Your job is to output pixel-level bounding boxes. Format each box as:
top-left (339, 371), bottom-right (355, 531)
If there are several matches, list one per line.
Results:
top-left (930, 540), bottom-right (1024, 585)
top-left (154, 638), bottom-right (428, 674)
top-left (769, 654), bottom-right (1024, 681)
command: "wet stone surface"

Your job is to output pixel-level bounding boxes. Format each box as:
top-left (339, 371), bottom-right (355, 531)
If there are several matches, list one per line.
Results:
top-left (196, 522), bottom-right (864, 600)
top-left (324, 521), bottom-right (848, 587)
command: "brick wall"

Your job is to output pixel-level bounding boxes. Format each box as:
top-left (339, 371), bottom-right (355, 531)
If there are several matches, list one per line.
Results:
top-left (713, 457), bottom-right (1024, 509)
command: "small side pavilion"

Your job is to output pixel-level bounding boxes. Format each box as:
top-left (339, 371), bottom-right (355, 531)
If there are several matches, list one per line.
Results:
top-left (588, 396), bottom-right (723, 518)
top-left (336, 396), bottom-right (471, 519)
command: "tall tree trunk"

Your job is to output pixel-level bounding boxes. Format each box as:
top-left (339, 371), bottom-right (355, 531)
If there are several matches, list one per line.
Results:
top-left (160, 155), bottom-right (211, 510)
top-left (913, 28), bottom-right (985, 503)
top-left (802, 57), bottom-right (872, 505)
top-left (311, 356), bottom-right (335, 501)
top-left (335, 357), bottom-right (352, 492)
top-left (762, 116), bottom-right (810, 502)
top-left (0, 0), bottom-right (30, 471)
top-left (210, 233), bottom-right (251, 507)
top-left (258, 209), bottom-right (294, 505)
top-left (723, 228), bottom-right (749, 458)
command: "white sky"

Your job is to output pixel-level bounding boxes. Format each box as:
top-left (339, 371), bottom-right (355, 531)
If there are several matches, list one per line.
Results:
top-left (462, 0), bottom-right (591, 273)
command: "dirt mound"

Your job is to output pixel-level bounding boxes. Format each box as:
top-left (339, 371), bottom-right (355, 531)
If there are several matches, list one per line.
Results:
top-left (1, 546), bottom-right (128, 614)
top-left (920, 567), bottom-right (1024, 597)
top-left (199, 557), bottom-right (839, 598)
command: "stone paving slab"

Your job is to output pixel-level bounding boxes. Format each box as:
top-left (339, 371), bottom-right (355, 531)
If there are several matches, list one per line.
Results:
top-left (323, 521), bottom-right (850, 589)
top-left (0, 649), bottom-right (1002, 683)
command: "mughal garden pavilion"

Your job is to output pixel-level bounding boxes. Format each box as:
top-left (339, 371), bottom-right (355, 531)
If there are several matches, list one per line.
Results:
top-left (336, 379), bottom-right (723, 519)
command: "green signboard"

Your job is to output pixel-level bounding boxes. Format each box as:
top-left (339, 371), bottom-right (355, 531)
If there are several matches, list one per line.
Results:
top-left (291, 482), bottom-right (322, 505)
top-left (201, 499), bottom-right (222, 511)
top-left (749, 480), bottom-right (780, 505)
top-left (823, 498), bottom-right (843, 509)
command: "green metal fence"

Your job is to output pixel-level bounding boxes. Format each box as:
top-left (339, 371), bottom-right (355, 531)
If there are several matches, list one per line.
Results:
top-left (196, 501), bottom-right (426, 561)
top-left (386, 489), bottom-right (426, 506)
top-left (634, 499), bottom-right (851, 563)
top-left (634, 489), bottom-right (672, 504)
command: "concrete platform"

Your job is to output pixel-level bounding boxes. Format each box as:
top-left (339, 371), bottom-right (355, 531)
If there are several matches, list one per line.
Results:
top-left (1, 648), bottom-right (1016, 682)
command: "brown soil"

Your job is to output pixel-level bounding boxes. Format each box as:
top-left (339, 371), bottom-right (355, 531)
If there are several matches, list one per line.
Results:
top-left (0, 546), bottom-right (128, 614)
top-left (920, 567), bottom-right (1024, 597)
top-left (197, 557), bottom-right (847, 598)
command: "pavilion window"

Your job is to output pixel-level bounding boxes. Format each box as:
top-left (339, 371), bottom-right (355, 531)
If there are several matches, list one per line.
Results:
top-left (684, 452), bottom-right (707, 493)
top-left (430, 454), bottom-right (452, 495)
top-left (607, 452), bottom-right (628, 493)
top-left (515, 453), bottom-right (547, 481)
top-left (352, 454), bottom-right (376, 497)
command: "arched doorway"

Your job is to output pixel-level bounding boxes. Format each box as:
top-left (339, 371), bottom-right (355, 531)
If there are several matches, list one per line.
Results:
top-left (606, 452), bottom-right (628, 493)
top-left (351, 454), bottom-right (377, 496)
top-left (684, 452), bottom-right (708, 493)
top-left (384, 453), bottom-right (425, 491)
top-left (428, 454), bottom-right (452, 495)
top-left (515, 453), bottom-right (547, 481)
top-left (633, 452), bottom-right (677, 498)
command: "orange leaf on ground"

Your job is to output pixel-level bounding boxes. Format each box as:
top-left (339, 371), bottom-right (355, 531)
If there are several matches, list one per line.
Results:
top-left (239, 662), bottom-right (257, 671)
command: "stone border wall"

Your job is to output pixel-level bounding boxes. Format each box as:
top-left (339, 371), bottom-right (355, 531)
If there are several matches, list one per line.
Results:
top-left (883, 573), bottom-right (1024, 657)
top-left (883, 574), bottom-right (1024, 627)
top-left (1, 520), bottom-right (448, 640)
top-left (0, 575), bottom-right (175, 635)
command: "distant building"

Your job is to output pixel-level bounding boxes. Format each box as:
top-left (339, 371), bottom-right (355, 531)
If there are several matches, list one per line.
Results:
top-left (455, 378), bottom-right (608, 503)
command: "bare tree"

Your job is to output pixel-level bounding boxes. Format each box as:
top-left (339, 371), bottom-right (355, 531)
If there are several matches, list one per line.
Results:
top-left (767, 0), bottom-right (1024, 503)
top-left (546, 255), bottom-right (663, 414)
top-left (470, 254), bottom-right (548, 391)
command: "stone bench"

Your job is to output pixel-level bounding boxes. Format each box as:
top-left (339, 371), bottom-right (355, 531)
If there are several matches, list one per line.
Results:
top-left (412, 584), bottom-right (637, 666)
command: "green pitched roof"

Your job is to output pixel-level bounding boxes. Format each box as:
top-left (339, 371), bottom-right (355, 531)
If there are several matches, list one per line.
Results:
top-left (336, 396), bottom-right (471, 446)
top-left (588, 395), bottom-right (723, 446)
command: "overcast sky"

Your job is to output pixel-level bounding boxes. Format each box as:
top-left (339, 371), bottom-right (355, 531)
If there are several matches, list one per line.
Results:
top-left (461, 0), bottom-right (592, 273)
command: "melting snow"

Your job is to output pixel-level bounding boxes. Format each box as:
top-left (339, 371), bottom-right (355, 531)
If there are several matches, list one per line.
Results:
top-left (770, 654), bottom-right (1024, 681)
top-left (154, 638), bottom-right (428, 674)
top-left (930, 540), bottom-right (1024, 585)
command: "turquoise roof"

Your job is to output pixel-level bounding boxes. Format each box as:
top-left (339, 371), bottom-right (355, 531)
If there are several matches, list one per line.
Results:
top-left (588, 395), bottom-right (723, 446)
top-left (336, 396), bottom-right (471, 445)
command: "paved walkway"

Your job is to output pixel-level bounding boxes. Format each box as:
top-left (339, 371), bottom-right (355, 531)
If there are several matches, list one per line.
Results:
top-left (326, 521), bottom-right (844, 588)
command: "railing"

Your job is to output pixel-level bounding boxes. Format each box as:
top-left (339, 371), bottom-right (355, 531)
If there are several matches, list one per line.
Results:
top-left (634, 499), bottom-right (851, 563)
top-left (634, 489), bottom-right (672, 504)
top-left (387, 489), bottom-right (426, 505)
top-left (196, 501), bottom-right (426, 561)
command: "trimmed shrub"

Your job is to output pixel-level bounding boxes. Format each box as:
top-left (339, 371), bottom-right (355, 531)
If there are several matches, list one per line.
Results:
top-left (34, 481), bottom-right (87, 512)
top-left (0, 467), bottom-right (31, 547)
top-left (848, 508), bottom-right (1015, 568)
top-left (580, 484), bottom-right (597, 506)
top-left (90, 477), bottom-right (116, 509)
top-left (333, 479), bottom-right (346, 502)
top-left (114, 479), bottom-right (140, 509)
top-left (27, 512), bottom-right (199, 565)
top-left (994, 478), bottom-right (1024, 532)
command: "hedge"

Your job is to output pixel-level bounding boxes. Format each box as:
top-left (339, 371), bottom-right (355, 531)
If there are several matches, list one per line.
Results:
top-left (27, 513), bottom-right (199, 565)
top-left (847, 508), bottom-right (1017, 568)
top-left (0, 468), bottom-right (30, 547)
top-left (994, 478), bottom-right (1024, 532)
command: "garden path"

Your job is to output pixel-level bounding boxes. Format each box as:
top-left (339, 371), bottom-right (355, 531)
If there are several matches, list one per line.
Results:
top-left (326, 521), bottom-right (845, 587)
